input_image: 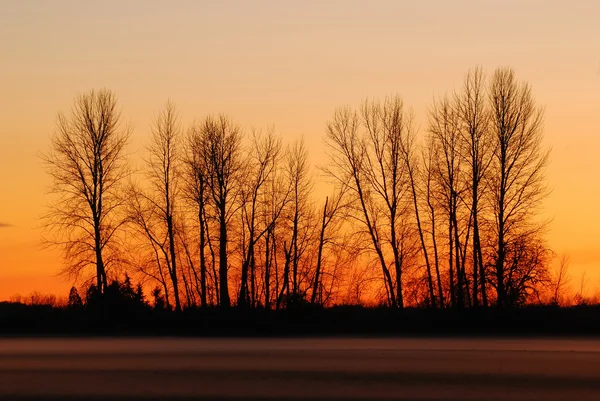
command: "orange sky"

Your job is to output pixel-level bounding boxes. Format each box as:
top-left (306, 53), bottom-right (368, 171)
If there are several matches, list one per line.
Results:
top-left (1, 1), bottom-right (599, 300)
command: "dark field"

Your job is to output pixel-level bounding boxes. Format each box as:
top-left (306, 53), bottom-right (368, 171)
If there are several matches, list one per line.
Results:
top-left (1, 338), bottom-right (600, 400)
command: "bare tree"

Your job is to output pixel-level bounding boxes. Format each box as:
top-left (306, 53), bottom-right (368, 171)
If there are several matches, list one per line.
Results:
top-left (125, 185), bottom-right (173, 309)
top-left (325, 97), bottom-right (417, 308)
top-left (325, 106), bottom-right (395, 306)
top-left (503, 233), bottom-right (551, 305)
top-left (238, 130), bottom-right (283, 307)
top-left (551, 254), bottom-right (571, 306)
top-left (402, 119), bottom-right (437, 307)
top-left (279, 138), bottom-right (314, 305)
top-left (363, 97), bottom-right (417, 308)
top-left (428, 94), bottom-right (468, 308)
top-left (488, 67), bottom-right (550, 307)
top-left (184, 123), bottom-right (210, 307)
top-left (311, 187), bottom-right (346, 305)
top-left (574, 270), bottom-right (589, 306)
top-left (262, 163), bottom-right (291, 309)
top-left (199, 115), bottom-right (244, 308)
top-left (421, 136), bottom-right (444, 307)
top-left (145, 102), bottom-right (183, 311)
top-left (456, 67), bottom-right (491, 308)
top-left (42, 89), bottom-right (129, 294)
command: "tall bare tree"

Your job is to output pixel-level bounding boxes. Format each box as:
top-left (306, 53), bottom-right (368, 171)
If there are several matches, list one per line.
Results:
top-left (488, 67), bottom-right (550, 307)
top-left (456, 67), bottom-right (491, 307)
top-left (262, 162), bottom-right (291, 309)
top-left (421, 136), bottom-right (444, 307)
top-left (280, 138), bottom-right (313, 304)
top-left (428, 94), bottom-right (468, 308)
top-left (184, 123), bottom-right (210, 307)
top-left (238, 130), bottom-right (282, 307)
top-left (325, 97), bottom-right (417, 308)
top-left (326, 106), bottom-right (395, 306)
top-left (199, 115), bottom-right (244, 308)
top-left (311, 187), bottom-right (346, 305)
top-left (362, 97), bottom-right (416, 308)
top-left (144, 101), bottom-right (183, 312)
top-left (42, 89), bottom-right (129, 294)
top-left (401, 118), bottom-right (437, 307)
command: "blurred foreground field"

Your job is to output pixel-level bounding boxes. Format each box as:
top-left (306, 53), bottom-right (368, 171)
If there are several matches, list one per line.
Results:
top-left (1, 337), bottom-right (600, 400)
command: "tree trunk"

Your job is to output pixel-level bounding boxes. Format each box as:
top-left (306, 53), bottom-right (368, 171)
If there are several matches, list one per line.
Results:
top-left (390, 218), bottom-right (404, 309)
top-left (219, 203), bottom-right (230, 308)
top-left (448, 214), bottom-right (456, 309)
top-left (452, 200), bottom-right (464, 309)
top-left (472, 186), bottom-right (480, 307)
top-left (167, 214), bottom-right (181, 312)
top-left (408, 167), bottom-right (435, 308)
top-left (264, 228), bottom-right (272, 309)
top-left (94, 221), bottom-right (105, 294)
top-left (205, 208), bottom-right (219, 306)
top-left (199, 191), bottom-right (207, 308)
top-left (277, 241), bottom-right (292, 309)
top-left (311, 197), bottom-right (328, 305)
top-left (238, 237), bottom-right (254, 307)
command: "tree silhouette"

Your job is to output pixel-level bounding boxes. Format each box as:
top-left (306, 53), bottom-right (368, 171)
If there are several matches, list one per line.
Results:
top-left (184, 123), bottom-right (211, 307)
top-left (238, 130), bottom-right (284, 307)
top-left (325, 97), bottom-right (417, 308)
top-left (488, 67), bottom-right (550, 307)
top-left (428, 93), bottom-right (467, 308)
top-left (144, 101), bottom-right (183, 312)
top-left (456, 67), bottom-right (491, 308)
top-left (199, 115), bottom-right (244, 308)
top-left (67, 286), bottom-right (83, 309)
top-left (42, 89), bottom-right (130, 294)
top-left (43, 66), bottom-right (552, 311)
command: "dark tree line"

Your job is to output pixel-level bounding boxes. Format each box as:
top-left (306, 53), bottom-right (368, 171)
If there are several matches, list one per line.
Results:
top-left (42, 67), bottom-right (551, 310)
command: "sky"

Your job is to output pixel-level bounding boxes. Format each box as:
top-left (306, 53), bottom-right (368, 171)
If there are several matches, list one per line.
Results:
top-left (0, 0), bottom-right (599, 300)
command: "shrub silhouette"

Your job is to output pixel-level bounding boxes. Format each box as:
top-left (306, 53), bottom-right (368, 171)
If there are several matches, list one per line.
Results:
top-left (67, 286), bottom-right (83, 310)
top-left (84, 275), bottom-right (149, 319)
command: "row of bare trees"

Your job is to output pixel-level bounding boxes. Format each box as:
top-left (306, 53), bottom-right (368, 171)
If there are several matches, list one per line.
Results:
top-left (324, 66), bottom-right (550, 308)
top-left (42, 66), bottom-right (551, 309)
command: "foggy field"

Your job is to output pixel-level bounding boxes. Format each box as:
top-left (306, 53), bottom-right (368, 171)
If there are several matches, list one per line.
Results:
top-left (1, 338), bottom-right (600, 400)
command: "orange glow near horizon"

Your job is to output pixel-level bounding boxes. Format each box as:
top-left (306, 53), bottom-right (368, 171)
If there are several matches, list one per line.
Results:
top-left (1, 1), bottom-right (600, 300)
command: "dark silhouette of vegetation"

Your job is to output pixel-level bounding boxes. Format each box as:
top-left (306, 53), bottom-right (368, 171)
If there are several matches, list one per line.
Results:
top-left (38, 66), bottom-right (559, 322)
top-left (83, 275), bottom-right (149, 320)
top-left (4, 264), bottom-right (600, 336)
top-left (41, 89), bottom-right (130, 294)
top-left (4, 284), bottom-right (600, 336)
top-left (67, 286), bottom-right (83, 309)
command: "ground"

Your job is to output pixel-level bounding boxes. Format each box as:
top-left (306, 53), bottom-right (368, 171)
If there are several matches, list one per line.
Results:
top-left (1, 337), bottom-right (600, 400)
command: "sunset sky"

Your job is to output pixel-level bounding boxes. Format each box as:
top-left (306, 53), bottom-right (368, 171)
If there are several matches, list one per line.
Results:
top-left (1, 0), bottom-right (599, 300)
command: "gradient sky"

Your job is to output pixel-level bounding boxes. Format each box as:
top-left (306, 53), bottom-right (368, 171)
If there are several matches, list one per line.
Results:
top-left (1, 0), bottom-right (599, 300)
